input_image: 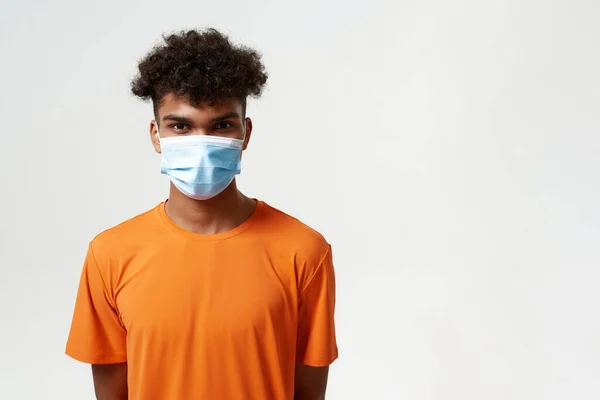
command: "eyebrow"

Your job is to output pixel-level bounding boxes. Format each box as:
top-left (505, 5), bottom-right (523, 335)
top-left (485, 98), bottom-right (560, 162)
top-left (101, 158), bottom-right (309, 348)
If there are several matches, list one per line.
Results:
top-left (210, 112), bottom-right (241, 123)
top-left (161, 112), bottom-right (241, 125)
top-left (162, 114), bottom-right (194, 124)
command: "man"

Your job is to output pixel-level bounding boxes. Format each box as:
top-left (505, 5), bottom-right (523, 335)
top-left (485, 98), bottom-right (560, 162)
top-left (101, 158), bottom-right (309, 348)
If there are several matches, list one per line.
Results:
top-left (66, 29), bottom-right (338, 399)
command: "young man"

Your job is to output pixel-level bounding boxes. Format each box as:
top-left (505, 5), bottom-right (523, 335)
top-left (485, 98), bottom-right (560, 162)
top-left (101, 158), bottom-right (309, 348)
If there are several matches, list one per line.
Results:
top-left (65, 29), bottom-right (338, 399)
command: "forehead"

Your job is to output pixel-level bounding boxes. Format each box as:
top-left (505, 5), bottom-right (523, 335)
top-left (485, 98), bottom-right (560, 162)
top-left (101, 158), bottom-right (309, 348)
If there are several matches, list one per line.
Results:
top-left (157, 94), bottom-right (243, 120)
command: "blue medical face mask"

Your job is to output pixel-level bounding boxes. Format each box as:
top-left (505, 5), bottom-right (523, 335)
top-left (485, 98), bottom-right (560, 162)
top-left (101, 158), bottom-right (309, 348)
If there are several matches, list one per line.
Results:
top-left (158, 132), bottom-right (244, 200)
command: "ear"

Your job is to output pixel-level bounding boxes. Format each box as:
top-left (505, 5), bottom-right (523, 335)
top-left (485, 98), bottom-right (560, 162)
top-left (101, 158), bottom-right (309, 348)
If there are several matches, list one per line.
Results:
top-left (150, 120), bottom-right (161, 154)
top-left (242, 117), bottom-right (253, 151)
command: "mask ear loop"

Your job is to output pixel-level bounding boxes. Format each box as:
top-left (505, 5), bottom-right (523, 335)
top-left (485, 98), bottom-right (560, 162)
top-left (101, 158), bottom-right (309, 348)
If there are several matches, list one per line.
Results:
top-left (155, 122), bottom-right (162, 142)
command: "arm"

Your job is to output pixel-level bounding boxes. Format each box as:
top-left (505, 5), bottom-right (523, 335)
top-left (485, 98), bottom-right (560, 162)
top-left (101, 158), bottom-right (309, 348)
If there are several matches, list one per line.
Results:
top-left (294, 364), bottom-right (329, 400)
top-left (92, 363), bottom-right (128, 400)
top-left (65, 243), bottom-right (128, 397)
top-left (295, 245), bottom-right (338, 399)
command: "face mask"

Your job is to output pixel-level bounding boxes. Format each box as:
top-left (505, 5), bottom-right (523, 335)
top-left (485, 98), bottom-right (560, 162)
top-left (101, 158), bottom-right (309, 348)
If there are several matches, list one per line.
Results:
top-left (158, 132), bottom-right (243, 200)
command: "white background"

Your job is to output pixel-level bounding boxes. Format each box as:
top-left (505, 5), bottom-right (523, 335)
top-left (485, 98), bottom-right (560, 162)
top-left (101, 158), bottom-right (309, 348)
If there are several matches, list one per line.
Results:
top-left (1, 0), bottom-right (599, 399)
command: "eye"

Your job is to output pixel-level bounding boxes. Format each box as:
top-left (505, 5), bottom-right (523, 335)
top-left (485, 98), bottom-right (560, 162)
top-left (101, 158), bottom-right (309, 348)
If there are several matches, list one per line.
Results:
top-left (215, 122), bottom-right (233, 130)
top-left (172, 123), bottom-right (189, 131)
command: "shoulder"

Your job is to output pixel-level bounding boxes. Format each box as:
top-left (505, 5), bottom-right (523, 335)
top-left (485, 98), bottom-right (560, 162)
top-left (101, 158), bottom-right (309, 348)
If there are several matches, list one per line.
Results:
top-left (258, 202), bottom-right (333, 283)
top-left (259, 201), bottom-right (330, 255)
top-left (89, 204), bottom-right (163, 262)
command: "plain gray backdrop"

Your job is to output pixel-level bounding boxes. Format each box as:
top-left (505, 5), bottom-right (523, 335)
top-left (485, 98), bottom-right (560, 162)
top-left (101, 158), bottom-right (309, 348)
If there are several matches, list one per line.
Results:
top-left (1, 0), bottom-right (599, 399)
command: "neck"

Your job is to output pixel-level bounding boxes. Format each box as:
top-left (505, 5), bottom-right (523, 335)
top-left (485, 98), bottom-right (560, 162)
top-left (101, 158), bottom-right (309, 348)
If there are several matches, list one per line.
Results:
top-left (164, 179), bottom-right (257, 235)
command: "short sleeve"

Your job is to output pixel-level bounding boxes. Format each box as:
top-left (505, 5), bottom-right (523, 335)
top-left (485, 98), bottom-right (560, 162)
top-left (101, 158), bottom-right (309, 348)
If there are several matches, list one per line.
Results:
top-left (65, 243), bottom-right (127, 364)
top-left (296, 246), bottom-right (338, 367)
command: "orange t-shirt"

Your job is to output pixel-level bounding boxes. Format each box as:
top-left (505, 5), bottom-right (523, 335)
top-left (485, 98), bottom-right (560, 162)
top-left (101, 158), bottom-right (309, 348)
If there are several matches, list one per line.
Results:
top-left (66, 201), bottom-right (338, 399)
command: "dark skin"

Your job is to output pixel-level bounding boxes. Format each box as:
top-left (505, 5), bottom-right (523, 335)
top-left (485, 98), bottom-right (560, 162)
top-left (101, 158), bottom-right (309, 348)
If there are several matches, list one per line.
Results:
top-left (91, 364), bottom-right (127, 400)
top-left (91, 94), bottom-right (330, 400)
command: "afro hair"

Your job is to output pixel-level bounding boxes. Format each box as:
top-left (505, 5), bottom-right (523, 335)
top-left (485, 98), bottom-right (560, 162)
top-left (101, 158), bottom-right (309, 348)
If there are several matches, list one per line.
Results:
top-left (131, 28), bottom-right (268, 114)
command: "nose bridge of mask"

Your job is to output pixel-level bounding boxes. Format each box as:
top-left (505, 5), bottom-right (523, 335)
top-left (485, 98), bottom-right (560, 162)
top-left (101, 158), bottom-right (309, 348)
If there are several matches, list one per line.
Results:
top-left (163, 146), bottom-right (240, 170)
top-left (159, 132), bottom-right (243, 168)
top-left (155, 126), bottom-right (243, 147)
top-left (156, 121), bottom-right (246, 142)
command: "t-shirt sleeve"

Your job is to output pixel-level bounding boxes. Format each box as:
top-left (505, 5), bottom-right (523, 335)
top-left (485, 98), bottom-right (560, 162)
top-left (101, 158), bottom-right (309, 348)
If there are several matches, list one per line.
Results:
top-left (296, 245), bottom-right (338, 367)
top-left (65, 243), bottom-right (127, 364)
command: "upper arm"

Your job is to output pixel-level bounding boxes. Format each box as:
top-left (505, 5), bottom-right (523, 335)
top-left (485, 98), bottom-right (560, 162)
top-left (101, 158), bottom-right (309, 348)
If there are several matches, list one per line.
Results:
top-left (294, 364), bottom-right (329, 400)
top-left (92, 363), bottom-right (128, 400)
top-left (295, 245), bottom-right (338, 398)
top-left (66, 243), bottom-right (127, 364)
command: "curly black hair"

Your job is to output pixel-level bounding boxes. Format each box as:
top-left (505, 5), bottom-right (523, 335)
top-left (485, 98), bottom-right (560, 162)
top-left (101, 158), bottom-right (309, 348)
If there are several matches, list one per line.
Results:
top-left (131, 28), bottom-right (268, 116)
